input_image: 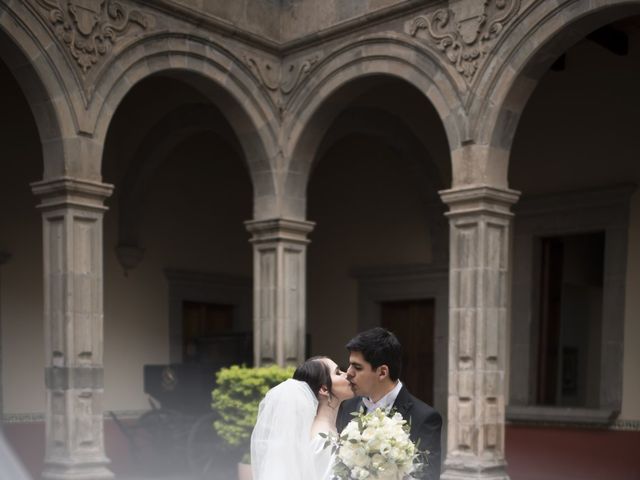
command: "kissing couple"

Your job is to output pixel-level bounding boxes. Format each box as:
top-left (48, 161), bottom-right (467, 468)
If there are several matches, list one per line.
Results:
top-left (250, 327), bottom-right (442, 479)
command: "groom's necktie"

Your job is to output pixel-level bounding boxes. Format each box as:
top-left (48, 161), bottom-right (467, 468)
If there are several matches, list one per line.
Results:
top-left (361, 381), bottom-right (403, 412)
top-left (362, 397), bottom-right (376, 413)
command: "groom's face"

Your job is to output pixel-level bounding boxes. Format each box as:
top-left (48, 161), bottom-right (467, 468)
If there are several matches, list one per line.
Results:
top-left (346, 351), bottom-right (378, 397)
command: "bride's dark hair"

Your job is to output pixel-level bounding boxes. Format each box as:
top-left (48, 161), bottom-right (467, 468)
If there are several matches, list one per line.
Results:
top-left (293, 356), bottom-right (333, 398)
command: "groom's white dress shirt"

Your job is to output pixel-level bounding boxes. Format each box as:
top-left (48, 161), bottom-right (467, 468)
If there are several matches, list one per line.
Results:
top-left (362, 380), bottom-right (403, 412)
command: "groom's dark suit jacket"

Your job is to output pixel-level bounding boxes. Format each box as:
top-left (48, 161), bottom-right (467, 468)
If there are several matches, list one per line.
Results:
top-left (337, 386), bottom-right (442, 480)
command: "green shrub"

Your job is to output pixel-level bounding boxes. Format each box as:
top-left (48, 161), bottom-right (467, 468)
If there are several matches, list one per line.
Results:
top-left (211, 364), bottom-right (295, 463)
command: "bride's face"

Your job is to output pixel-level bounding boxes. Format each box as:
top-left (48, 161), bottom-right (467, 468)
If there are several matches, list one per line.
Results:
top-left (322, 358), bottom-right (355, 402)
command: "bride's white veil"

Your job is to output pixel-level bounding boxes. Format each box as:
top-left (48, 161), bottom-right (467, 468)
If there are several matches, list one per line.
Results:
top-left (250, 378), bottom-right (319, 480)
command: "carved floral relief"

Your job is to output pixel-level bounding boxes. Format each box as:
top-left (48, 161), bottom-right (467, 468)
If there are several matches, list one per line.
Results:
top-left (34, 0), bottom-right (151, 74)
top-left (408, 0), bottom-right (521, 84)
top-left (244, 54), bottom-right (321, 112)
top-left (280, 56), bottom-right (321, 94)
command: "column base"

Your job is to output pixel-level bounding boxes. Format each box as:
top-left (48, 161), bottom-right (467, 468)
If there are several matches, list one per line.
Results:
top-left (441, 470), bottom-right (509, 480)
top-left (441, 459), bottom-right (509, 480)
top-left (42, 461), bottom-right (114, 480)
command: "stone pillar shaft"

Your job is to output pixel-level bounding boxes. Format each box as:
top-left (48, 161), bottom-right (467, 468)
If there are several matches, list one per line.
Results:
top-left (32, 178), bottom-right (114, 480)
top-left (0, 251), bottom-right (10, 430)
top-left (440, 186), bottom-right (519, 480)
top-left (245, 218), bottom-right (314, 366)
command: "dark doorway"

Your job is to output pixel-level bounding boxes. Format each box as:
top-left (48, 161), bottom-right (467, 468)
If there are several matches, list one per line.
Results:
top-left (182, 301), bottom-right (233, 363)
top-left (536, 231), bottom-right (604, 407)
top-left (381, 299), bottom-right (435, 405)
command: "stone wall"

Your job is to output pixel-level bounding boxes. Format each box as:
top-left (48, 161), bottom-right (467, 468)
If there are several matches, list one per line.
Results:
top-left (3, 1), bottom-right (640, 478)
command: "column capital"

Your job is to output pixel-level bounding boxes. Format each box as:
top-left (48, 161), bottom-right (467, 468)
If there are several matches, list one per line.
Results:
top-left (245, 218), bottom-right (315, 244)
top-left (439, 185), bottom-right (520, 218)
top-left (247, 218), bottom-right (314, 367)
top-left (31, 177), bottom-right (114, 212)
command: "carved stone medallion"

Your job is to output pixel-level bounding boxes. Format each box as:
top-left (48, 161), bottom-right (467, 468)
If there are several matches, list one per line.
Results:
top-left (408, 0), bottom-right (521, 84)
top-left (34, 0), bottom-right (151, 74)
top-left (244, 54), bottom-right (321, 113)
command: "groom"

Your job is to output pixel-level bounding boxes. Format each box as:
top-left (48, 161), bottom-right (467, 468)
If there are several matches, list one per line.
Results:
top-left (337, 327), bottom-right (442, 480)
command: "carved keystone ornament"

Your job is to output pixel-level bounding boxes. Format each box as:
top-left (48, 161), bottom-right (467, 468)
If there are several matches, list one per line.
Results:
top-left (35, 0), bottom-right (151, 74)
top-left (408, 0), bottom-right (521, 83)
top-left (244, 54), bottom-right (322, 113)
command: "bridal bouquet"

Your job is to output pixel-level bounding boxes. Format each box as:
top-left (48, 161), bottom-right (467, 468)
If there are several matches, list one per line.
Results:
top-left (322, 407), bottom-right (425, 479)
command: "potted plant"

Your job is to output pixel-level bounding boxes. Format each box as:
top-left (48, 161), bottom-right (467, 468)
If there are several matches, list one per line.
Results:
top-left (211, 364), bottom-right (295, 480)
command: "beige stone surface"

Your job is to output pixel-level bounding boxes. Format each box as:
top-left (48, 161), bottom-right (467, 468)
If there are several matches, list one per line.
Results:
top-left (622, 191), bottom-right (640, 419)
top-left (2, 1), bottom-right (640, 478)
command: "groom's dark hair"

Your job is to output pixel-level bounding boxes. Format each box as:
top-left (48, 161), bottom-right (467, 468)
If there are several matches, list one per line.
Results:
top-left (293, 356), bottom-right (333, 397)
top-left (346, 327), bottom-right (402, 381)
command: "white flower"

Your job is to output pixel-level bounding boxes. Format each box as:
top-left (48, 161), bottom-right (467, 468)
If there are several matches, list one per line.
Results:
top-left (343, 420), bottom-right (362, 442)
top-left (352, 446), bottom-right (369, 468)
top-left (378, 440), bottom-right (392, 456)
top-left (352, 466), bottom-right (370, 479)
top-left (370, 453), bottom-right (385, 469)
top-left (339, 443), bottom-right (359, 467)
top-left (366, 432), bottom-right (385, 452)
top-left (325, 407), bottom-right (424, 479)
top-left (361, 426), bottom-right (375, 442)
top-left (377, 461), bottom-right (398, 479)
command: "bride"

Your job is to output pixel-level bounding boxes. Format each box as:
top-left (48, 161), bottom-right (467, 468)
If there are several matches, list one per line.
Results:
top-left (250, 356), bottom-right (354, 479)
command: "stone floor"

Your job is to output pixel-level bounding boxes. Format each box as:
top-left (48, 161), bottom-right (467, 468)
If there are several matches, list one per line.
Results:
top-left (113, 458), bottom-right (237, 480)
top-left (118, 477), bottom-right (196, 480)
top-left (115, 466), bottom-right (236, 480)
top-left (117, 470), bottom-right (234, 480)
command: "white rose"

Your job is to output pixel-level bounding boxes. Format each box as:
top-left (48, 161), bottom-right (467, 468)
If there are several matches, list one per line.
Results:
top-left (343, 420), bottom-right (359, 435)
top-left (389, 446), bottom-right (403, 462)
top-left (378, 440), bottom-right (392, 456)
top-left (361, 426), bottom-right (376, 442)
top-left (352, 446), bottom-right (370, 468)
top-left (377, 462), bottom-right (398, 480)
top-left (366, 434), bottom-right (383, 452)
top-left (368, 415), bottom-right (382, 428)
top-left (343, 422), bottom-right (362, 442)
top-left (352, 466), bottom-right (371, 479)
top-left (370, 453), bottom-right (385, 469)
top-left (339, 443), bottom-right (359, 467)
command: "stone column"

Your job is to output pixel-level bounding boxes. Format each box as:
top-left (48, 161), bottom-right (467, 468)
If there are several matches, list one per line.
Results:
top-left (439, 185), bottom-right (519, 480)
top-left (245, 218), bottom-right (314, 366)
top-left (31, 177), bottom-right (114, 480)
top-left (0, 251), bottom-right (10, 430)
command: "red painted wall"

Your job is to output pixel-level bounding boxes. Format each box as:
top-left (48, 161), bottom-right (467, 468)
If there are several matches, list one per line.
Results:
top-left (3, 420), bottom-right (134, 479)
top-left (506, 425), bottom-right (640, 480)
top-left (4, 422), bottom-right (640, 479)
top-left (3, 423), bottom-right (43, 479)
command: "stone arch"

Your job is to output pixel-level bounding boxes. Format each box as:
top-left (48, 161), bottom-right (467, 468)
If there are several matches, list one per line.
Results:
top-left (92, 33), bottom-right (279, 217)
top-left (314, 106), bottom-right (450, 262)
top-left (470, 0), bottom-right (640, 185)
top-left (114, 103), bottom-right (246, 271)
top-left (282, 37), bottom-right (464, 219)
top-left (0, 1), bottom-right (78, 178)
top-left (314, 106), bottom-right (447, 195)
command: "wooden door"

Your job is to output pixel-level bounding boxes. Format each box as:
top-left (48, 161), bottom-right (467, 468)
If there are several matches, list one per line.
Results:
top-left (381, 299), bottom-right (435, 405)
top-left (182, 301), bottom-right (233, 363)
